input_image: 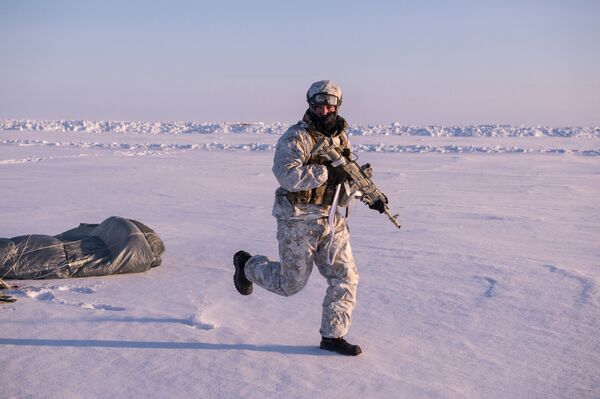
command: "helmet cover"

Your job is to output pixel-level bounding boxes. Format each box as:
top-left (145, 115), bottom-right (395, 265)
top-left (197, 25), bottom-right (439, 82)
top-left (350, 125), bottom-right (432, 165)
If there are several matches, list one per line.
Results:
top-left (306, 80), bottom-right (342, 107)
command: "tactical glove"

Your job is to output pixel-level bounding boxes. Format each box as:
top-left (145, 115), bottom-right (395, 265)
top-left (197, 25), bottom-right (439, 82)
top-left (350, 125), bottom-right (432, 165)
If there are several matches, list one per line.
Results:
top-left (368, 199), bottom-right (386, 214)
top-left (326, 164), bottom-right (350, 186)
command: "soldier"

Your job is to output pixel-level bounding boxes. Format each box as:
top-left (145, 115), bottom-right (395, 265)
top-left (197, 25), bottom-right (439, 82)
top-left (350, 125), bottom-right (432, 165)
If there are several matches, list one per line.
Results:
top-left (233, 80), bottom-right (386, 356)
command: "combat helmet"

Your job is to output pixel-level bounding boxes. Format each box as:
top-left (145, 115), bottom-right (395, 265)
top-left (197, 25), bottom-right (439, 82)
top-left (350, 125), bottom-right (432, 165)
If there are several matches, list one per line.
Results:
top-left (306, 80), bottom-right (342, 108)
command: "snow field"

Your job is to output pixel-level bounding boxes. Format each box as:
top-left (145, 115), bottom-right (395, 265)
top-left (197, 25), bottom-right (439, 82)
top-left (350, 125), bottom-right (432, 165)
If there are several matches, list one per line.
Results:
top-left (1, 128), bottom-right (599, 398)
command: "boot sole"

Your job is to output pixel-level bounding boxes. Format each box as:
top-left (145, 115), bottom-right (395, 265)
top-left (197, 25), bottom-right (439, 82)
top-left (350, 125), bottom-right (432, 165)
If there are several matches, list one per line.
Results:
top-left (233, 252), bottom-right (253, 295)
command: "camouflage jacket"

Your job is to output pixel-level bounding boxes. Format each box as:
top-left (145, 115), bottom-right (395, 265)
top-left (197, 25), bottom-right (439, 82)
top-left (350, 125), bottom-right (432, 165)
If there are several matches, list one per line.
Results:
top-left (271, 112), bottom-right (355, 220)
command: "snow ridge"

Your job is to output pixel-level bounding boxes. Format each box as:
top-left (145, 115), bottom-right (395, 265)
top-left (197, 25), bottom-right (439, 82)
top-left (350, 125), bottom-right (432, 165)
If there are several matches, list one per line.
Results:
top-left (1, 120), bottom-right (599, 138)
top-left (2, 138), bottom-right (599, 157)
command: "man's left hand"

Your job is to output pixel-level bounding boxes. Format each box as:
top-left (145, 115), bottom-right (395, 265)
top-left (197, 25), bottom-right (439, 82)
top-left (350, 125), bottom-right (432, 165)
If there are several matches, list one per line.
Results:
top-left (368, 199), bottom-right (386, 214)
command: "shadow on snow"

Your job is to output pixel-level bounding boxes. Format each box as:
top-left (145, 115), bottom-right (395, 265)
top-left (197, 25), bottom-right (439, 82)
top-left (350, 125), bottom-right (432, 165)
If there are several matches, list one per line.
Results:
top-left (0, 338), bottom-right (335, 356)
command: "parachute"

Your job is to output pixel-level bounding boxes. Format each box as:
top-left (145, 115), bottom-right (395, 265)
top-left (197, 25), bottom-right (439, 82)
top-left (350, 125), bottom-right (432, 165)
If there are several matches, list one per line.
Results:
top-left (0, 217), bottom-right (165, 279)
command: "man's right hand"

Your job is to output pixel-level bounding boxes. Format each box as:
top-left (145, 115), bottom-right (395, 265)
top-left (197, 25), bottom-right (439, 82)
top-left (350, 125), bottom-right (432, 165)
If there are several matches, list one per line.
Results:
top-left (326, 164), bottom-right (350, 186)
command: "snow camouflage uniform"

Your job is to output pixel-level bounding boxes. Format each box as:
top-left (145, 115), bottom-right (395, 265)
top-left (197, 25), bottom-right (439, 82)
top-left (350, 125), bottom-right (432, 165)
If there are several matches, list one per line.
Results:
top-left (244, 110), bottom-right (359, 339)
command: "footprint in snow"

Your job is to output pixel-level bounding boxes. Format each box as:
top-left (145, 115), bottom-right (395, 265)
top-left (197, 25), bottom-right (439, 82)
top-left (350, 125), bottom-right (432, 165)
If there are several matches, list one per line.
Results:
top-left (473, 276), bottom-right (497, 298)
top-left (81, 303), bottom-right (126, 311)
top-left (10, 285), bottom-right (125, 311)
top-left (184, 309), bottom-right (217, 330)
top-left (183, 296), bottom-right (218, 330)
top-left (53, 285), bottom-right (96, 294)
top-left (544, 265), bottom-right (594, 305)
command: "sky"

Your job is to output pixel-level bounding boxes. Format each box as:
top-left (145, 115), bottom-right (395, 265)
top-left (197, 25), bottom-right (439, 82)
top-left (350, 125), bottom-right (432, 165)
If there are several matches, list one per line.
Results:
top-left (1, 0), bottom-right (599, 125)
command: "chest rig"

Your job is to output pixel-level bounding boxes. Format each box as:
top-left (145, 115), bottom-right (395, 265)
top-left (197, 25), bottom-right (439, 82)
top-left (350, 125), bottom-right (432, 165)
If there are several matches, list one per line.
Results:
top-left (287, 127), bottom-right (350, 206)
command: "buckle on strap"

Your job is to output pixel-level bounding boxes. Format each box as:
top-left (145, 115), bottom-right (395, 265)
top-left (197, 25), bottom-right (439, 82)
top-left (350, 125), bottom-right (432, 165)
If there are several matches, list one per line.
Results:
top-left (287, 190), bottom-right (311, 205)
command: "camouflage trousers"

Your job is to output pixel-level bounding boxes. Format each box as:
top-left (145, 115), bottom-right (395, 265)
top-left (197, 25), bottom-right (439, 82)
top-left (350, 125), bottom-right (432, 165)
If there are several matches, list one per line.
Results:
top-left (244, 215), bottom-right (358, 338)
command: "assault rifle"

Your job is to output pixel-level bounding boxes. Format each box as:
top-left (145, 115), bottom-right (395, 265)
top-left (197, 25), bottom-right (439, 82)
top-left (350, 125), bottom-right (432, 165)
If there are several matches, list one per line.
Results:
top-left (312, 138), bottom-right (401, 229)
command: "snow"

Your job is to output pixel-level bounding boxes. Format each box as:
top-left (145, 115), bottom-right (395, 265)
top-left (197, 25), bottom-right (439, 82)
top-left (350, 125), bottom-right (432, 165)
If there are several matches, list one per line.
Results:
top-left (1, 122), bottom-right (599, 398)
top-left (1, 119), bottom-right (599, 137)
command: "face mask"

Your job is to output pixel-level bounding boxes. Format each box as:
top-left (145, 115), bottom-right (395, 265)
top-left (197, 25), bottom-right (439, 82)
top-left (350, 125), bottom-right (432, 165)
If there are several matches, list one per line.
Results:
top-left (311, 109), bottom-right (337, 133)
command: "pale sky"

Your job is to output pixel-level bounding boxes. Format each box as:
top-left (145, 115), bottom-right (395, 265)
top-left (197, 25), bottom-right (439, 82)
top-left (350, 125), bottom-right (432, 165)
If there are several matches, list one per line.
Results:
top-left (1, 0), bottom-right (599, 125)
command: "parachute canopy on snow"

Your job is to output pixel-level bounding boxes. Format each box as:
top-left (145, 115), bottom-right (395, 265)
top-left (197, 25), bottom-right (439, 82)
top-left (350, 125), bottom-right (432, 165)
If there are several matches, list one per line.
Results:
top-left (0, 217), bottom-right (165, 279)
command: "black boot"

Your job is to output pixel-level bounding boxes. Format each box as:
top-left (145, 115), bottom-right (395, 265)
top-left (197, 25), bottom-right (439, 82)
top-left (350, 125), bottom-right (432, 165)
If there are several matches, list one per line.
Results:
top-left (320, 337), bottom-right (362, 356)
top-left (233, 251), bottom-right (252, 295)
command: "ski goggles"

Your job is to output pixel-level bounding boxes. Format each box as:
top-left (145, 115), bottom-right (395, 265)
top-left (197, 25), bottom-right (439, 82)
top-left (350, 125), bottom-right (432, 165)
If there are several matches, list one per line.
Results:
top-left (309, 93), bottom-right (340, 106)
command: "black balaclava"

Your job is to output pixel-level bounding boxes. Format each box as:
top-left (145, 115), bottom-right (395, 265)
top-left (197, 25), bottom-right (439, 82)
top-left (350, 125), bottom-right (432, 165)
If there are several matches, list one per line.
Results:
top-left (308, 106), bottom-right (339, 136)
